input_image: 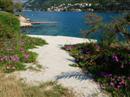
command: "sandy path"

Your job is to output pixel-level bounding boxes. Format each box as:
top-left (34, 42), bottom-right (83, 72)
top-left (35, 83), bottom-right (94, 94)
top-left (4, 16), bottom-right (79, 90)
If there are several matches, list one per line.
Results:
top-left (16, 35), bottom-right (108, 97)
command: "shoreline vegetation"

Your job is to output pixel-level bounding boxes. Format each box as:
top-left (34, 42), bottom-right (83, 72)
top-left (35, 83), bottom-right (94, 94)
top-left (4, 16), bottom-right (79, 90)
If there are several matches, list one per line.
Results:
top-left (0, 11), bottom-right (47, 73)
top-left (63, 13), bottom-right (130, 97)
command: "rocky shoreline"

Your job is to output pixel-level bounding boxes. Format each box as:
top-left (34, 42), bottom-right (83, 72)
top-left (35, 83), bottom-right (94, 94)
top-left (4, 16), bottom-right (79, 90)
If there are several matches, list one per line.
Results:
top-left (18, 15), bottom-right (32, 27)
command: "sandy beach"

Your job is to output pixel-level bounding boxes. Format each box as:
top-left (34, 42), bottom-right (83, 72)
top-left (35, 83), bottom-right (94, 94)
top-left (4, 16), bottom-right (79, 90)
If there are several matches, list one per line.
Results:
top-left (13, 35), bottom-right (108, 97)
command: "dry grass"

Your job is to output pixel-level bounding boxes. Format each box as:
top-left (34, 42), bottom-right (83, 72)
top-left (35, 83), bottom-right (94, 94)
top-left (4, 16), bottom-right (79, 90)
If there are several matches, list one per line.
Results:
top-left (0, 72), bottom-right (25, 97)
top-left (0, 72), bottom-right (75, 97)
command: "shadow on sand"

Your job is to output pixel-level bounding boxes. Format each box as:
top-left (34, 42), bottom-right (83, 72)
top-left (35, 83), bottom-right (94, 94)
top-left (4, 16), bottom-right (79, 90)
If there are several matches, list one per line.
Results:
top-left (56, 71), bottom-right (93, 81)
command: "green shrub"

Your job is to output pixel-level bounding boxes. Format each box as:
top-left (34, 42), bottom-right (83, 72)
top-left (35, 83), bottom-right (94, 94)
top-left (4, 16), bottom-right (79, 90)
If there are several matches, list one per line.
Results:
top-left (64, 43), bottom-right (130, 97)
top-left (63, 13), bottom-right (130, 97)
top-left (0, 12), bottom-right (47, 73)
top-left (0, 12), bottom-right (20, 39)
top-left (0, 36), bottom-right (46, 73)
top-left (20, 35), bottom-right (47, 49)
top-left (0, 0), bottom-right (14, 13)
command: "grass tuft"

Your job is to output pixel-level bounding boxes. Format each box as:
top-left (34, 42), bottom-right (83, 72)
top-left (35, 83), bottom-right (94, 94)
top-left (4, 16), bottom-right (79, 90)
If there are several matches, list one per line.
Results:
top-left (0, 73), bottom-right (75, 97)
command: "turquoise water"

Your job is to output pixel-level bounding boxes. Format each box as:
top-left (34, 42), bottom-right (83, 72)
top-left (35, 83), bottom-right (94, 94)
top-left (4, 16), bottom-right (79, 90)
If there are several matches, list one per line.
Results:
top-left (22, 11), bottom-right (120, 39)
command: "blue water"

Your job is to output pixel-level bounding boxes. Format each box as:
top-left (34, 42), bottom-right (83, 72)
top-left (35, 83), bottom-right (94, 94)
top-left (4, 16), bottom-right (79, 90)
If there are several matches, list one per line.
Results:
top-left (22, 11), bottom-right (120, 39)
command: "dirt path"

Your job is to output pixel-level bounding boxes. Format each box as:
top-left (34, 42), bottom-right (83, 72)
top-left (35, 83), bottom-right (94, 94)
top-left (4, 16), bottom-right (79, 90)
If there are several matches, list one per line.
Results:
top-left (16, 35), bottom-right (108, 97)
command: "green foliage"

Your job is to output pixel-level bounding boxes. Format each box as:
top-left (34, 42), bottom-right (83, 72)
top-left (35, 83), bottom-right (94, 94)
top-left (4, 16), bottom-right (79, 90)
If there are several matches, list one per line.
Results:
top-left (18, 51), bottom-right (37, 67)
top-left (0, 0), bottom-right (23, 13)
top-left (92, 0), bottom-right (130, 11)
top-left (0, 35), bottom-right (47, 73)
top-left (64, 43), bottom-right (130, 97)
top-left (20, 35), bottom-right (47, 49)
top-left (83, 13), bottom-right (130, 46)
top-left (63, 13), bottom-right (130, 96)
top-left (0, 0), bottom-right (13, 13)
top-left (0, 12), bottom-right (20, 39)
top-left (14, 3), bottom-right (23, 12)
top-left (0, 12), bottom-right (47, 73)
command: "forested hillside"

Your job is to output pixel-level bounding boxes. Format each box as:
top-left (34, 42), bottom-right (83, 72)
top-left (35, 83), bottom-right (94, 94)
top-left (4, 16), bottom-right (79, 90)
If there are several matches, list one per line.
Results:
top-left (25, 0), bottom-right (130, 11)
top-left (25, 0), bottom-right (91, 11)
top-left (0, 0), bottom-right (23, 12)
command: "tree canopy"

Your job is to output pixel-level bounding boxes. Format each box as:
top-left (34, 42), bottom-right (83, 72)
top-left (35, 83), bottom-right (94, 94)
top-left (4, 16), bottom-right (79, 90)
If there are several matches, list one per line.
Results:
top-left (0, 0), bottom-right (23, 13)
top-left (0, 0), bottom-right (14, 12)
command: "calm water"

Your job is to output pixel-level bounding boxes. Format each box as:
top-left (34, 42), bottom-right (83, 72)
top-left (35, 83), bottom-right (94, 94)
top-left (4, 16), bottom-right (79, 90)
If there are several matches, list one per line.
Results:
top-left (22, 11), bottom-right (120, 39)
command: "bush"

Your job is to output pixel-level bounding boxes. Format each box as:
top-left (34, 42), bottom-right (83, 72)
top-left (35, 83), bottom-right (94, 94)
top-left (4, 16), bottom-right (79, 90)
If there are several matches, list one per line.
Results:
top-left (0, 12), bottom-right (47, 73)
top-left (64, 43), bottom-right (130, 97)
top-left (63, 13), bottom-right (130, 97)
top-left (0, 12), bottom-right (20, 39)
top-left (0, 0), bottom-right (14, 13)
top-left (0, 35), bottom-right (46, 73)
top-left (20, 35), bottom-right (47, 49)
top-left (64, 43), bottom-right (130, 74)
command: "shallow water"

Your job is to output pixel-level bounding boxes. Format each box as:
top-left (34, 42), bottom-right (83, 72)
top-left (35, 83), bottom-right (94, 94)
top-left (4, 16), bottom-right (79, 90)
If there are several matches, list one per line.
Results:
top-left (22, 11), bottom-right (120, 39)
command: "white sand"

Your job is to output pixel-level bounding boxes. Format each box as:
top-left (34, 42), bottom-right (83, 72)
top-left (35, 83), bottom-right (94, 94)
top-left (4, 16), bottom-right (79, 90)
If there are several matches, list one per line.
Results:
top-left (15, 35), bottom-right (108, 97)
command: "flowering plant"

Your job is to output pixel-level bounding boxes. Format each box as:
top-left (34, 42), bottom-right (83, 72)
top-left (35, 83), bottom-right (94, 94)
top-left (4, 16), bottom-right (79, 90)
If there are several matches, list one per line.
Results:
top-left (63, 13), bottom-right (130, 97)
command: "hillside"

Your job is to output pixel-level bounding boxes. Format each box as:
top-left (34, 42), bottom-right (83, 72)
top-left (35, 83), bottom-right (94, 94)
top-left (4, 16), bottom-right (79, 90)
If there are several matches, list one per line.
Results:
top-left (24, 0), bottom-right (91, 11)
top-left (24, 0), bottom-right (130, 12)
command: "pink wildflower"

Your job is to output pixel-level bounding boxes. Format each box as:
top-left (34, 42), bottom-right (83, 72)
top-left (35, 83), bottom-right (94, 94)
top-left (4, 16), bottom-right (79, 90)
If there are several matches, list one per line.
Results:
top-left (112, 55), bottom-right (119, 62)
top-left (24, 53), bottom-right (30, 59)
top-left (20, 48), bottom-right (24, 52)
top-left (10, 55), bottom-right (19, 62)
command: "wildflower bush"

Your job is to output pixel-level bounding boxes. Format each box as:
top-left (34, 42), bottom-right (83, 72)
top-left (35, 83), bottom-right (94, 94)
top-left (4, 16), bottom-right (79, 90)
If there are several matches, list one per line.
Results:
top-left (0, 12), bottom-right (47, 73)
top-left (63, 13), bottom-right (130, 97)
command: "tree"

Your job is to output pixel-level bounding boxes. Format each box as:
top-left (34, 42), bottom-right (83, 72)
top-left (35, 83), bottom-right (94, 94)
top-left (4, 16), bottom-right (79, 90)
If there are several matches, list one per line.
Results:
top-left (0, 0), bottom-right (13, 13)
top-left (14, 3), bottom-right (23, 12)
top-left (82, 13), bottom-right (130, 47)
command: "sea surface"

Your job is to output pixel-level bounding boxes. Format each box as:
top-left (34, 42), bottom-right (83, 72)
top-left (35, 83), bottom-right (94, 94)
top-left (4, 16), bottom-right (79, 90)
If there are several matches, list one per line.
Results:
top-left (22, 11), bottom-right (120, 39)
